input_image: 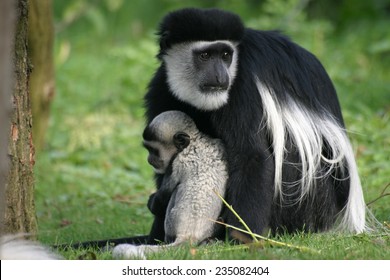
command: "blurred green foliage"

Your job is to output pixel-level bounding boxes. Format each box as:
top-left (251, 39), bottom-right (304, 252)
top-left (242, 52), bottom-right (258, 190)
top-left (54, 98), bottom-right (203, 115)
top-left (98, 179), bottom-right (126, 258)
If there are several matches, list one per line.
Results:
top-left (34, 0), bottom-right (389, 259)
top-left (51, 0), bottom-right (390, 36)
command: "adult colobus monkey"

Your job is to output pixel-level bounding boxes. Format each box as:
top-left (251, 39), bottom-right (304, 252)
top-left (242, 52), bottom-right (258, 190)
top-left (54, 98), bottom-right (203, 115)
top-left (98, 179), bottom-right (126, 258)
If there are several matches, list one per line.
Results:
top-left (113, 111), bottom-right (227, 259)
top-left (144, 8), bottom-right (367, 243)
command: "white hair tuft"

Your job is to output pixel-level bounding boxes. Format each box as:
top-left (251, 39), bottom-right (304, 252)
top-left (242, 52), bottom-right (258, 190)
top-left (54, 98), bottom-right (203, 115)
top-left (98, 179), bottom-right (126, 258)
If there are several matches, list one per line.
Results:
top-left (255, 79), bottom-right (366, 233)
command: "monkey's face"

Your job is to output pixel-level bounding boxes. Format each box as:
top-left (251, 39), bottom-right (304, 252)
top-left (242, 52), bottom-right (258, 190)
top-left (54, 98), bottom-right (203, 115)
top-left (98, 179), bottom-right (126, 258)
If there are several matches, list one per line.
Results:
top-left (143, 111), bottom-right (193, 174)
top-left (143, 140), bottom-right (178, 174)
top-left (143, 132), bottom-right (190, 174)
top-left (162, 41), bottom-right (239, 111)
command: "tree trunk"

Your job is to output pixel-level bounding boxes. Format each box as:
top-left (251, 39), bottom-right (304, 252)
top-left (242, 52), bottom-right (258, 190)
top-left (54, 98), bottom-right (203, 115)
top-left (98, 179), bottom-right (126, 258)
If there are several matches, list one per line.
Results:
top-left (0, 0), bottom-right (16, 235)
top-left (4, 0), bottom-right (37, 236)
top-left (28, 0), bottom-right (55, 151)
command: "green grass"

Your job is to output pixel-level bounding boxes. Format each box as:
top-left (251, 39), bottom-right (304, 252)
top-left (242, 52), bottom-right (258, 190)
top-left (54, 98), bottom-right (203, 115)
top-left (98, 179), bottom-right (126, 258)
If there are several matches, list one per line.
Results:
top-left (34, 7), bottom-right (390, 260)
top-left (58, 232), bottom-right (390, 260)
top-left (35, 36), bottom-right (158, 245)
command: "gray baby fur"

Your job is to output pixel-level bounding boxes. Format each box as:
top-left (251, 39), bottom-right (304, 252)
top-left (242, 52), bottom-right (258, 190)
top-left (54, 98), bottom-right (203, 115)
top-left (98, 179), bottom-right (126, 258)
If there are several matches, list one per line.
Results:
top-left (113, 111), bottom-right (228, 259)
top-left (162, 111), bottom-right (228, 243)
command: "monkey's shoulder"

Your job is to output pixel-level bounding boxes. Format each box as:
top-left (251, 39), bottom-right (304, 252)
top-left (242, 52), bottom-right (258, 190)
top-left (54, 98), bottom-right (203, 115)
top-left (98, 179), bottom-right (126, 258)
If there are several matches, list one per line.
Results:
top-left (170, 138), bottom-right (228, 192)
top-left (176, 137), bottom-right (226, 166)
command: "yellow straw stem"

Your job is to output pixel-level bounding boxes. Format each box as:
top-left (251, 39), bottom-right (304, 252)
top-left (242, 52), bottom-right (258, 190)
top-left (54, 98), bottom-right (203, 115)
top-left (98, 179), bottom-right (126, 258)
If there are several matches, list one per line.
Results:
top-left (212, 219), bottom-right (319, 254)
top-left (214, 190), bottom-right (259, 242)
top-left (212, 190), bottom-right (319, 254)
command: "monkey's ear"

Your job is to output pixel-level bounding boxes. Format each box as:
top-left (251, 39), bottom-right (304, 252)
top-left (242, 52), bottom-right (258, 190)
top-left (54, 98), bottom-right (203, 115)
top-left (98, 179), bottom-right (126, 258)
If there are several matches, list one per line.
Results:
top-left (173, 132), bottom-right (190, 151)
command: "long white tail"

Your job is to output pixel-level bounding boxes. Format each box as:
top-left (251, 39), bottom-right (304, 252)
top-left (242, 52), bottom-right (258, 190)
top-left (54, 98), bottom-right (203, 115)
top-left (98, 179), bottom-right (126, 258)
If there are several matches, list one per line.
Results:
top-left (256, 79), bottom-right (366, 233)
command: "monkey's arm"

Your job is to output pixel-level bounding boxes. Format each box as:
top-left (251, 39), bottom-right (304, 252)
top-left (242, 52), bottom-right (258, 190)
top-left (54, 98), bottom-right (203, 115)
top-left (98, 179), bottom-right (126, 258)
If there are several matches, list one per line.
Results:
top-left (223, 141), bottom-right (275, 238)
top-left (147, 172), bottom-right (180, 244)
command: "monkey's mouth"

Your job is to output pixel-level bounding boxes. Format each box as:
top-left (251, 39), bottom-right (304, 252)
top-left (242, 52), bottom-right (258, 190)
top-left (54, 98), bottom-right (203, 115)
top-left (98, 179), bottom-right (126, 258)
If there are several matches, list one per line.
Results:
top-left (148, 157), bottom-right (163, 170)
top-left (200, 85), bottom-right (228, 93)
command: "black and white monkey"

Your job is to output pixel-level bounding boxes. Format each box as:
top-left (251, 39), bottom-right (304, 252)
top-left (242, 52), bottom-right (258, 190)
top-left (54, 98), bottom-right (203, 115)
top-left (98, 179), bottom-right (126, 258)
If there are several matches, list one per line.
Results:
top-left (143, 7), bottom-right (367, 244)
top-left (59, 7), bottom-right (369, 250)
top-left (113, 110), bottom-right (228, 258)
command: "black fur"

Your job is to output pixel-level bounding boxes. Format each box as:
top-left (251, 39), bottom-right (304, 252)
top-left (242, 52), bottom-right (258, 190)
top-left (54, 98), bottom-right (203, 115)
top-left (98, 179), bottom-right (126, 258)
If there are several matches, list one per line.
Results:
top-left (158, 8), bottom-right (244, 57)
top-left (145, 8), bottom-right (351, 243)
top-left (54, 236), bottom-right (150, 250)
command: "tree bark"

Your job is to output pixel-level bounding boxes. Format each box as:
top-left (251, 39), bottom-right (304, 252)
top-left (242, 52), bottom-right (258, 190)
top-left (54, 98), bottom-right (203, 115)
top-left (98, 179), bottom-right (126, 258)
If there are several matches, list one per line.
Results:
top-left (0, 0), bottom-right (16, 235)
top-left (28, 0), bottom-right (55, 151)
top-left (4, 0), bottom-right (37, 236)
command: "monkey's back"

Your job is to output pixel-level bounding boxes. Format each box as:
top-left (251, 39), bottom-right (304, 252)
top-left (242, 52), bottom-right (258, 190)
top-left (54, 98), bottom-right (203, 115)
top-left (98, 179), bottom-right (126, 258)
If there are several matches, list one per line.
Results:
top-left (164, 135), bottom-right (228, 244)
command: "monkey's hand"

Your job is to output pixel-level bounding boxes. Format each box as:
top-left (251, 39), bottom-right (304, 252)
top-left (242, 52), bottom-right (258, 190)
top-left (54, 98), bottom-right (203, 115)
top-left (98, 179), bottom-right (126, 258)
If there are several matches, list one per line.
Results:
top-left (147, 191), bottom-right (171, 215)
top-left (147, 192), bottom-right (161, 215)
top-left (148, 177), bottom-right (179, 215)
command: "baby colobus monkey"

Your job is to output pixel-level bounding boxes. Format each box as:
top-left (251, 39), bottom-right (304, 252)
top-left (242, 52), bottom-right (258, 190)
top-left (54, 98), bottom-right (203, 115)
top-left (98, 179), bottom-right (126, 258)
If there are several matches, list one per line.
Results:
top-left (113, 110), bottom-right (228, 259)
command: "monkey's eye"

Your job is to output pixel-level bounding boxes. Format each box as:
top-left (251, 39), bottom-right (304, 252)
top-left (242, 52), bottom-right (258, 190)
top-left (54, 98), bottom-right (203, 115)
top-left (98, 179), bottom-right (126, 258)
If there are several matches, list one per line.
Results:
top-left (222, 51), bottom-right (231, 61)
top-left (199, 52), bottom-right (210, 61)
